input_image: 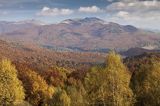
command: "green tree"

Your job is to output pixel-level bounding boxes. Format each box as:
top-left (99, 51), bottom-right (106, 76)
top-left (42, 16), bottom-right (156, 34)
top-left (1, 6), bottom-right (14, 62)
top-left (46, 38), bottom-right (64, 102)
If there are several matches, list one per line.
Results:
top-left (0, 59), bottom-right (25, 106)
top-left (85, 51), bottom-right (134, 106)
top-left (130, 62), bottom-right (160, 106)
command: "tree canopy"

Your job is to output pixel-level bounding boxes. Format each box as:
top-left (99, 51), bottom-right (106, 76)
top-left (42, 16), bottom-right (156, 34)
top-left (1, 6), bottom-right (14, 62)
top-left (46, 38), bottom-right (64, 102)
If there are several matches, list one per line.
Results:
top-left (85, 51), bottom-right (134, 106)
top-left (0, 59), bottom-right (25, 106)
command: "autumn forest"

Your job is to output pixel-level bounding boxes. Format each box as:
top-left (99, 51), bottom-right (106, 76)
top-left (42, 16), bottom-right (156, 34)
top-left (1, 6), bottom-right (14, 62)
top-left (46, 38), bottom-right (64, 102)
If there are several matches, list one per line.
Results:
top-left (0, 0), bottom-right (160, 106)
top-left (0, 51), bottom-right (160, 106)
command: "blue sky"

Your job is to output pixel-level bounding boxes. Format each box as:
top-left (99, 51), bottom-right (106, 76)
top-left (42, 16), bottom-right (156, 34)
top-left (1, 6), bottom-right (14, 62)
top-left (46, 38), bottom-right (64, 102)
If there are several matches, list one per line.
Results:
top-left (0, 0), bottom-right (160, 30)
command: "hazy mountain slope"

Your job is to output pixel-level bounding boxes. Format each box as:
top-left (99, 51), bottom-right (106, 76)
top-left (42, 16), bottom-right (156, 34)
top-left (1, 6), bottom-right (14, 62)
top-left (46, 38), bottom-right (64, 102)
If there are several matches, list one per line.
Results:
top-left (0, 39), bottom-right (105, 71)
top-left (0, 17), bottom-right (160, 51)
top-left (120, 47), bottom-right (160, 57)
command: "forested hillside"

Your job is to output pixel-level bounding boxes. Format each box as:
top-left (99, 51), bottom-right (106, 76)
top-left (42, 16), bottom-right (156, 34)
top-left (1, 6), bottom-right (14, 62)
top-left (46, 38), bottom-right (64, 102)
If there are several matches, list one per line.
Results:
top-left (0, 52), bottom-right (159, 106)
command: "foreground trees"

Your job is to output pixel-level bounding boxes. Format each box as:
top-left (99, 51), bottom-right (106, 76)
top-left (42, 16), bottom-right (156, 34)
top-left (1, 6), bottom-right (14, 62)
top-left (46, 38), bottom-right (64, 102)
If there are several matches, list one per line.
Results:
top-left (66, 78), bottom-right (86, 106)
top-left (43, 66), bottom-right (70, 87)
top-left (1, 52), bottom-right (160, 106)
top-left (130, 62), bottom-right (160, 106)
top-left (84, 52), bottom-right (134, 106)
top-left (0, 59), bottom-right (25, 106)
top-left (52, 88), bottom-right (71, 106)
top-left (19, 69), bottom-right (54, 106)
top-left (44, 66), bottom-right (86, 106)
top-left (104, 52), bottom-right (134, 106)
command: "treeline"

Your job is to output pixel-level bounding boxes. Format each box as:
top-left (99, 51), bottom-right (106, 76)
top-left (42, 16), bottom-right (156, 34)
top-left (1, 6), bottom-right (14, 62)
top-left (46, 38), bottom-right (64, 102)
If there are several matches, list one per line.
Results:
top-left (0, 52), bottom-right (160, 106)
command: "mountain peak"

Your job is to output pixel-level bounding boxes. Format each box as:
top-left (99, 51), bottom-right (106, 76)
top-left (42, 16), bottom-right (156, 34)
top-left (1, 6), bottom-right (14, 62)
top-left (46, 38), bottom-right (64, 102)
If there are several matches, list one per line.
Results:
top-left (60, 17), bottom-right (105, 25)
top-left (83, 17), bottom-right (104, 22)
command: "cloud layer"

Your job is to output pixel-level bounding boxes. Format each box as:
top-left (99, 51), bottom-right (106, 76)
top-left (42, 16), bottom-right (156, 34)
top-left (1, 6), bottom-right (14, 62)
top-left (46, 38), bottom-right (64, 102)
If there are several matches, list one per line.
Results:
top-left (78, 6), bottom-right (102, 13)
top-left (37, 7), bottom-right (74, 16)
top-left (37, 5), bottom-right (103, 16)
top-left (106, 0), bottom-right (160, 29)
top-left (1, 0), bottom-right (160, 30)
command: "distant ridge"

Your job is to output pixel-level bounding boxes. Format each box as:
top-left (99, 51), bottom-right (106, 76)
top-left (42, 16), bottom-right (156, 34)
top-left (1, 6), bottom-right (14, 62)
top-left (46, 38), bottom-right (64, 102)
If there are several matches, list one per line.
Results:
top-left (0, 17), bottom-right (160, 51)
top-left (61, 17), bottom-right (105, 25)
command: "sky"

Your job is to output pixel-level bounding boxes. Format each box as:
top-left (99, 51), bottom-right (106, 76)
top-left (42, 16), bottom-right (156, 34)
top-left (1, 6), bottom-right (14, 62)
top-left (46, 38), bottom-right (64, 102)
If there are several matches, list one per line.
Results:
top-left (0, 0), bottom-right (160, 30)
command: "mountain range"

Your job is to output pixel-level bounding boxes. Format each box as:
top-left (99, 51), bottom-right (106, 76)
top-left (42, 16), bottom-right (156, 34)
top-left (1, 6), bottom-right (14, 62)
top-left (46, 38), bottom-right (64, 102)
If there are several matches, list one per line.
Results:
top-left (0, 17), bottom-right (160, 52)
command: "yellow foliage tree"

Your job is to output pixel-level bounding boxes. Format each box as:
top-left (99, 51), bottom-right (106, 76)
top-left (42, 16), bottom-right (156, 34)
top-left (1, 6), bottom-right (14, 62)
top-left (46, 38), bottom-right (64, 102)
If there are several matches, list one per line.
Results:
top-left (21, 69), bottom-right (54, 106)
top-left (66, 79), bottom-right (86, 106)
top-left (105, 51), bottom-right (134, 106)
top-left (52, 88), bottom-right (71, 106)
top-left (85, 51), bottom-right (134, 106)
top-left (0, 59), bottom-right (25, 105)
top-left (131, 62), bottom-right (160, 106)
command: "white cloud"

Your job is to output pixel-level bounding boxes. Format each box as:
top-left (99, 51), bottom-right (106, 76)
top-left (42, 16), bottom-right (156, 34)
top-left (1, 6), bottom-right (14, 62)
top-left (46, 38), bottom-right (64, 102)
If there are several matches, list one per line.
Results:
top-left (78, 6), bottom-right (102, 13)
top-left (105, 0), bottom-right (160, 30)
top-left (42, 7), bottom-right (50, 11)
top-left (117, 11), bottom-right (129, 18)
top-left (106, 0), bottom-right (160, 12)
top-left (37, 6), bottom-right (74, 16)
top-left (143, 0), bottom-right (158, 7)
top-left (109, 11), bottom-right (160, 29)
